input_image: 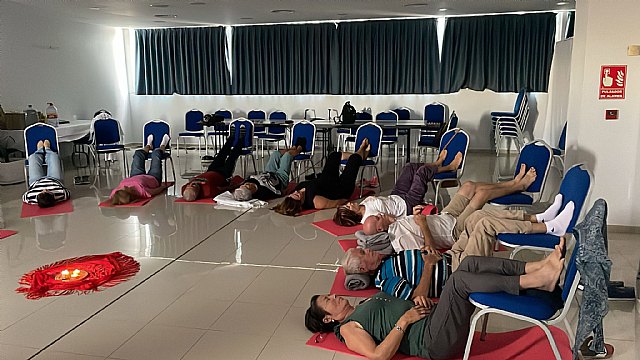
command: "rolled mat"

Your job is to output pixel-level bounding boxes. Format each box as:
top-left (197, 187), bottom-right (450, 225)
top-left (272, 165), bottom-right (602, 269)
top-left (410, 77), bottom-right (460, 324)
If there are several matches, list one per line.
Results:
top-left (329, 268), bottom-right (379, 297)
top-left (307, 325), bottom-right (571, 359)
top-left (0, 230), bottom-right (18, 240)
top-left (313, 219), bottom-right (363, 237)
top-left (21, 200), bottom-right (74, 218)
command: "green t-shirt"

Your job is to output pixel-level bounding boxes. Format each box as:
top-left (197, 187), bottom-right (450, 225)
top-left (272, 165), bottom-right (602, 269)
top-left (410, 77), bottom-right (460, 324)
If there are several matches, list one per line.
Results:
top-left (334, 292), bottom-right (427, 358)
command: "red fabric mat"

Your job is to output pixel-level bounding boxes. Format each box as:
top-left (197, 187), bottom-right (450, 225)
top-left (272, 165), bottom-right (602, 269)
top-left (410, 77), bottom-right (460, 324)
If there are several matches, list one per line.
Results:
top-left (307, 325), bottom-right (571, 359)
top-left (294, 188), bottom-right (375, 216)
top-left (21, 200), bottom-right (74, 218)
top-left (313, 219), bottom-right (363, 237)
top-left (0, 230), bottom-right (18, 240)
top-left (100, 182), bottom-right (173, 208)
top-left (175, 197), bottom-right (216, 204)
top-left (338, 239), bottom-right (357, 251)
top-left (330, 268), bottom-right (379, 297)
top-left (298, 209), bottom-right (320, 216)
top-left (421, 204), bottom-right (438, 215)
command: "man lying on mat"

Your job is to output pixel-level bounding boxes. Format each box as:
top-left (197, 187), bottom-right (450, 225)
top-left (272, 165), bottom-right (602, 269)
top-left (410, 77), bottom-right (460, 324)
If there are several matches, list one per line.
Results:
top-left (362, 166), bottom-right (538, 251)
top-left (231, 140), bottom-right (304, 202)
top-left (23, 139), bottom-right (70, 208)
top-left (333, 150), bottom-right (462, 227)
top-left (109, 134), bottom-right (170, 205)
top-left (181, 136), bottom-right (243, 202)
top-left (343, 247), bottom-right (450, 302)
top-left (273, 139), bottom-right (370, 216)
top-left (306, 238), bottom-right (567, 360)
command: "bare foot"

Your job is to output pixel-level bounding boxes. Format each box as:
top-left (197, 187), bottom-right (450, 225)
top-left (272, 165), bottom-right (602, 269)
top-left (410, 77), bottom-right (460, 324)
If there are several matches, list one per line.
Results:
top-left (43, 139), bottom-right (51, 149)
top-left (514, 164), bottom-right (527, 182)
top-left (442, 152), bottom-right (463, 172)
top-left (37, 140), bottom-right (44, 150)
top-left (518, 167), bottom-right (537, 190)
top-left (435, 149), bottom-right (448, 166)
top-left (529, 237), bottom-right (565, 292)
top-left (356, 138), bottom-right (370, 159)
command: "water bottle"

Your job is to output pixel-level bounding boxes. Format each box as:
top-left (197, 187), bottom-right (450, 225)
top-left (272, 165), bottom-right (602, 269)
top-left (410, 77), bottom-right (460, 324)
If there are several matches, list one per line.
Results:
top-left (24, 104), bottom-right (38, 126)
top-left (46, 102), bottom-right (59, 127)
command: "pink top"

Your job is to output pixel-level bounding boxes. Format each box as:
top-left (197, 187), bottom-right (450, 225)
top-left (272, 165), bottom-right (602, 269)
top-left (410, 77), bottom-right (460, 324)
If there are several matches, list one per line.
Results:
top-left (110, 175), bottom-right (160, 199)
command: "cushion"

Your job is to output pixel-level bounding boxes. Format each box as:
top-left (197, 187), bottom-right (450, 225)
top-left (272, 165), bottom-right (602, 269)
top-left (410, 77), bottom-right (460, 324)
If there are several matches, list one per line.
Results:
top-left (470, 292), bottom-right (560, 320)
top-left (344, 273), bottom-right (371, 290)
top-left (497, 233), bottom-right (560, 249)
top-left (96, 144), bottom-right (125, 151)
top-left (433, 171), bottom-right (457, 180)
top-left (490, 193), bottom-right (534, 206)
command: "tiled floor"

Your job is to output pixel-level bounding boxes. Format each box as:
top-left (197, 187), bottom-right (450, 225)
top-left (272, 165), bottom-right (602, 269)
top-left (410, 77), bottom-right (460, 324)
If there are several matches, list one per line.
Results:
top-left (0, 146), bottom-right (637, 359)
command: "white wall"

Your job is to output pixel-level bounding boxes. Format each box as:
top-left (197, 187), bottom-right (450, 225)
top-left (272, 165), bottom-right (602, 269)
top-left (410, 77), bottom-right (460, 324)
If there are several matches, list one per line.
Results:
top-left (566, 0), bottom-right (640, 226)
top-left (0, 1), bottom-right (128, 128)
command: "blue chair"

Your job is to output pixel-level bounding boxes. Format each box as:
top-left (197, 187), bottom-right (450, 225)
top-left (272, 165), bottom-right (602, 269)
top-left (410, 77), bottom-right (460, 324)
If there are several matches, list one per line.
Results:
top-left (341, 122), bottom-right (382, 197)
top-left (142, 120), bottom-right (175, 185)
top-left (462, 240), bottom-right (581, 360)
top-left (92, 118), bottom-right (128, 177)
top-left (552, 123), bottom-right (567, 171)
top-left (491, 89), bottom-right (529, 155)
top-left (418, 102), bottom-right (448, 161)
top-left (228, 118), bottom-right (256, 176)
top-left (393, 107), bottom-right (411, 157)
top-left (338, 111), bottom-right (372, 152)
top-left (431, 128), bottom-right (469, 209)
top-left (23, 123), bottom-right (60, 188)
top-left (497, 164), bottom-right (593, 259)
top-left (375, 111), bottom-right (399, 164)
top-left (489, 140), bottom-right (553, 208)
top-left (290, 121), bottom-right (317, 182)
top-left (448, 111), bottom-right (459, 130)
top-left (207, 109), bottom-right (232, 152)
top-left (257, 111), bottom-right (288, 157)
top-left (177, 109), bottom-right (205, 157)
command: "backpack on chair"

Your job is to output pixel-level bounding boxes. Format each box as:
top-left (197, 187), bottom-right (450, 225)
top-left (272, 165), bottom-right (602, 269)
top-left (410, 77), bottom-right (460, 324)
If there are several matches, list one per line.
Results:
top-left (339, 101), bottom-right (357, 124)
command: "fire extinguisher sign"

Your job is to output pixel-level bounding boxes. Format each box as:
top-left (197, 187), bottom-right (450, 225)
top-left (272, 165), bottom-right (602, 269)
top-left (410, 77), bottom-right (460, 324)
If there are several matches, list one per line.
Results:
top-left (599, 65), bottom-right (627, 99)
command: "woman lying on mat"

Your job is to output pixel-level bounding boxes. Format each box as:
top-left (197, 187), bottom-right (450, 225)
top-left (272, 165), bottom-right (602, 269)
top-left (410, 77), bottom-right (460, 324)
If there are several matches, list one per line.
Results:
top-left (181, 136), bottom-right (243, 202)
top-left (305, 238), bottom-right (567, 360)
top-left (23, 139), bottom-right (70, 208)
top-left (273, 140), bottom-right (370, 216)
top-left (333, 150), bottom-right (463, 226)
top-left (109, 134), bottom-right (170, 205)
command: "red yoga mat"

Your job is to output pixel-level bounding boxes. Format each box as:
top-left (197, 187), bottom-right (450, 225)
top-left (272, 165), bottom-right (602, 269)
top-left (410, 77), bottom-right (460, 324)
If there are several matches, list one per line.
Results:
top-left (307, 325), bottom-right (571, 360)
top-left (330, 267), bottom-right (379, 297)
top-left (313, 219), bottom-right (363, 237)
top-left (174, 197), bottom-right (216, 204)
top-left (338, 239), bottom-right (357, 251)
top-left (21, 200), bottom-right (74, 218)
top-left (0, 230), bottom-right (18, 240)
top-left (295, 188), bottom-right (376, 216)
top-left (421, 204), bottom-right (438, 215)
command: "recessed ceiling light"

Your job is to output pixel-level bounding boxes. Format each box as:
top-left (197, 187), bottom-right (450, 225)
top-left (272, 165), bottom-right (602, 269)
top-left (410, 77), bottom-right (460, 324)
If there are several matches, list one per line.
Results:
top-left (89, 7), bottom-right (101, 10)
top-left (190, 1), bottom-right (207, 5)
top-left (557, 1), bottom-right (568, 5)
top-left (404, 3), bottom-right (428, 7)
top-left (271, 9), bottom-right (295, 14)
top-left (150, 4), bottom-right (169, 7)
top-left (438, 8), bottom-right (448, 12)
top-left (154, 14), bottom-right (178, 18)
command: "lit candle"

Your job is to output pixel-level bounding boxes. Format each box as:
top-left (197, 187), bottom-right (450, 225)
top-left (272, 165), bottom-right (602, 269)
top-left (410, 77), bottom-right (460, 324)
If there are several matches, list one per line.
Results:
top-left (71, 269), bottom-right (80, 278)
top-left (60, 269), bottom-right (70, 280)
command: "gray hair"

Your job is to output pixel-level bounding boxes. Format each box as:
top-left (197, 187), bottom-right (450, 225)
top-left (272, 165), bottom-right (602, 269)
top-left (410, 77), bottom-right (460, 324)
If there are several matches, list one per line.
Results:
top-left (341, 248), bottom-right (364, 275)
top-left (232, 187), bottom-right (252, 201)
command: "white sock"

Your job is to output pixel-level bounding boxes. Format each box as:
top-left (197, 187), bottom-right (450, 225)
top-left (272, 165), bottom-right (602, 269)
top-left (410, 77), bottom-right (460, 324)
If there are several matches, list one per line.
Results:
top-left (160, 134), bottom-right (171, 148)
top-left (146, 134), bottom-right (154, 148)
top-left (545, 201), bottom-right (574, 236)
top-left (536, 194), bottom-right (563, 223)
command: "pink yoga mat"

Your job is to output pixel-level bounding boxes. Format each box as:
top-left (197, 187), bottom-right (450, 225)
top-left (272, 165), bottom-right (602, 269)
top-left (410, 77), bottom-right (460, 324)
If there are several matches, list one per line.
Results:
top-left (338, 239), bottom-right (357, 251)
top-left (313, 219), bottom-right (363, 236)
top-left (0, 230), bottom-right (18, 240)
top-left (330, 268), bottom-right (379, 297)
top-left (174, 197), bottom-right (216, 204)
top-left (21, 200), bottom-right (74, 218)
top-left (100, 182), bottom-right (174, 208)
top-left (307, 325), bottom-right (571, 360)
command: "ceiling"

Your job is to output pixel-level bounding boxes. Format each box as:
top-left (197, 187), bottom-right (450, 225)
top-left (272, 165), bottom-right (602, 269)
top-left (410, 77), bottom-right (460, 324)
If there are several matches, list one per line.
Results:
top-left (10, 0), bottom-right (575, 28)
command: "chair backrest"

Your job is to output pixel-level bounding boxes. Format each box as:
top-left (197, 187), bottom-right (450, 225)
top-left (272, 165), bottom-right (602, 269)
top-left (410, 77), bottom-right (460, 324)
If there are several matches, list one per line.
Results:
top-left (185, 110), bottom-right (204, 132)
top-left (143, 120), bottom-right (171, 150)
top-left (291, 121), bottom-right (316, 155)
top-left (558, 164), bottom-right (593, 234)
top-left (514, 140), bottom-right (553, 194)
top-left (215, 109), bottom-right (233, 120)
top-left (229, 118), bottom-right (254, 148)
top-left (268, 111), bottom-right (287, 135)
top-left (247, 110), bottom-right (266, 121)
top-left (558, 122), bottom-right (567, 151)
top-left (392, 107), bottom-right (411, 120)
top-left (93, 118), bottom-right (123, 145)
top-left (355, 111), bottom-right (373, 121)
top-left (448, 111), bottom-right (459, 130)
top-left (354, 122), bottom-right (383, 159)
top-left (376, 111), bottom-right (398, 137)
top-left (561, 239), bottom-right (580, 302)
top-left (24, 123), bottom-right (59, 155)
top-left (269, 111), bottom-right (287, 121)
top-left (424, 102), bottom-right (447, 124)
top-left (438, 128), bottom-right (469, 174)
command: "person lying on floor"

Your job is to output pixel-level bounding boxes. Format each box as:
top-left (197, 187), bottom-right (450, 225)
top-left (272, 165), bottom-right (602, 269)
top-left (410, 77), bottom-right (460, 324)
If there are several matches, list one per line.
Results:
top-left (231, 144), bottom-right (303, 202)
top-left (109, 134), bottom-right (170, 205)
top-left (181, 136), bottom-right (243, 201)
top-left (306, 238), bottom-right (567, 360)
top-left (333, 149), bottom-right (462, 226)
top-left (342, 246), bottom-right (450, 301)
top-left (23, 139), bottom-right (70, 208)
top-left (273, 139), bottom-right (370, 216)
top-left (362, 166), bottom-right (538, 252)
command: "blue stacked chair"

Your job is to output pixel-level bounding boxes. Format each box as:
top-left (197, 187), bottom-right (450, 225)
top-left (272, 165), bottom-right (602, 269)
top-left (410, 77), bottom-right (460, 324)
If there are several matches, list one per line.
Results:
top-left (177, 109), bottom-right (205, 157)
top-left (93, 118), bottom-right (128, 176)
top-left (431, 128), bottom-right (469, 209)
top-left (375, 110), bottom-right (399, 164)
top-left (418, 102), bottom-right (448, 161)
top-left (341, 122), bottom-right (382, 197)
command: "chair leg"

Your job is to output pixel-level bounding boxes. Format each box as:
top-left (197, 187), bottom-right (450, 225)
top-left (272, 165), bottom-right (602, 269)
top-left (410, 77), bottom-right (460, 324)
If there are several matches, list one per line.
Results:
top-left (463, 312), bottom-right (485, 360)
top-left (539, 324), bottom-right (563, 360)
top-left (358, 166), bottom-right (366, 198)
top-left (251, 154), bottom-right (257, 175)
top-left (480, 314), bottom-right (490, 341)
top-left (394, 143), bottom-right (398, 164)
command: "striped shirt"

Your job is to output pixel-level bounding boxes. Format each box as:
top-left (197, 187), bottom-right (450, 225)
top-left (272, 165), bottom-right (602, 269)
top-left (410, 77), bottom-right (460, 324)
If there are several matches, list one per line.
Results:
top-left (374, 249), bottom-right (451, 300)
top-left (22, 177), bottom-right (70, 204)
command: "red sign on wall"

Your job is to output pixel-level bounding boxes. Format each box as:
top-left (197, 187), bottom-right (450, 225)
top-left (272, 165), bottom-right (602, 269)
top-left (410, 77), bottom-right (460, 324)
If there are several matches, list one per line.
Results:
top-left (599, 65), bottom-right (627, 99)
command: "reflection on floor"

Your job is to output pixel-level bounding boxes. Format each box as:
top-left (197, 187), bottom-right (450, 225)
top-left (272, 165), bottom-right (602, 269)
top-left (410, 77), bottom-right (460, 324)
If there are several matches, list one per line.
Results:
top-left (0, 147), bottom-right (637, 359)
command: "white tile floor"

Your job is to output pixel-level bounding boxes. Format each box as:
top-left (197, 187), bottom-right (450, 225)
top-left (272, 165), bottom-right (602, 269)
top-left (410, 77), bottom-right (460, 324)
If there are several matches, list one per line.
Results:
top-left (0, 146), bottom-right (637, 360)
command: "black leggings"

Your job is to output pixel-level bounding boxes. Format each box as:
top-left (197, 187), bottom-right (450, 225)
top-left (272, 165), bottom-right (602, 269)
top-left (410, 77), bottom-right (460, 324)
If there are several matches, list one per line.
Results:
top-left (315, 152), bottom-right (363, 199)
top-left (207, 137), bottom-right (243, 178)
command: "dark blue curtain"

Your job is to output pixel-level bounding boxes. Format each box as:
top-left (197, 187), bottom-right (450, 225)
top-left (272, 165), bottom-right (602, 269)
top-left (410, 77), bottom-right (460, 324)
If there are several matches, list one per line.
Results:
top-left (440, 13), bottom-right (556, 93)
top-left (135, 27), bottom-right (230, 95)
top-left (566, 11), bottom-right (575, 38)
top-left (336, 19), bottom-right (440, 94)
top-left (232, 23), bottom-right (336, 94)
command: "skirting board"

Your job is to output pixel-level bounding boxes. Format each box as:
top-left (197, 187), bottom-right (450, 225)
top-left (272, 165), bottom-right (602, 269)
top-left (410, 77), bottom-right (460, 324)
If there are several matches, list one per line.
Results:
top-left (609, 225), bottom-right (640, 234)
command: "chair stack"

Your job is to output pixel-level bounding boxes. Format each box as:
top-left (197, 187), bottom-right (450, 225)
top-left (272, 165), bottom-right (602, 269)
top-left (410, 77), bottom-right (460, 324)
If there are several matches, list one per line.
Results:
top-left (491, 89), bottom-right (529, 155)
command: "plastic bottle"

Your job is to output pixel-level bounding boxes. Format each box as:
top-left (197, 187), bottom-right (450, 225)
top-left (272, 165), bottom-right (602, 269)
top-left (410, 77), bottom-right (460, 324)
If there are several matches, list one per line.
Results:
top-left (46, 102), bottom-right (59, 127)
top-left (24, 104), bottom-right (38, 126)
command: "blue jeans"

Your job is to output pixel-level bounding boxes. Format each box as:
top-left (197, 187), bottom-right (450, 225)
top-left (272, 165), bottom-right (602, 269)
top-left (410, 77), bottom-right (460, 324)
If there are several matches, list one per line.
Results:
top-left (28, 148), bottom-right (62, 185)
top-left (265, 150), bottom-right (293, 188)
top-left (129, 149), bottom-right (163, 183)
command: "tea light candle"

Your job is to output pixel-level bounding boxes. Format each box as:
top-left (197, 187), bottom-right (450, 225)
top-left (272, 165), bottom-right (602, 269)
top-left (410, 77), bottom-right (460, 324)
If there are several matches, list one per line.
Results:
top-left (71, 269), bottom-right (80, 278)
top-left (60, 269), bottom-right (70, 279)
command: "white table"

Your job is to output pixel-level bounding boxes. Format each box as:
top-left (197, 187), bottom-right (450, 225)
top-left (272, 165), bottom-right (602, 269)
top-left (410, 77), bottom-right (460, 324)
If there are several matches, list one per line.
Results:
top-left (55, 120), bottom-right (92, 142)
